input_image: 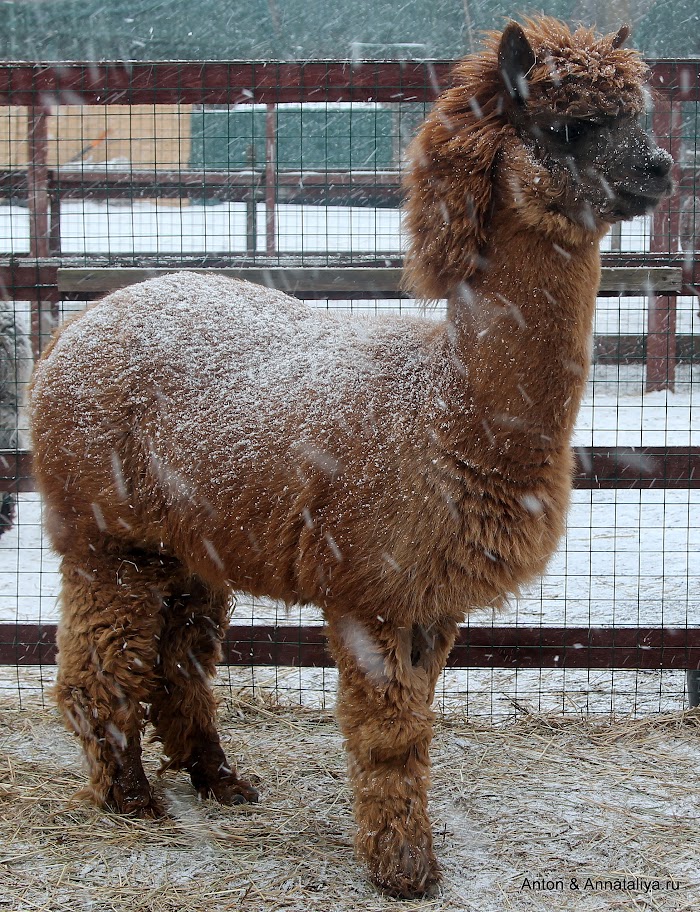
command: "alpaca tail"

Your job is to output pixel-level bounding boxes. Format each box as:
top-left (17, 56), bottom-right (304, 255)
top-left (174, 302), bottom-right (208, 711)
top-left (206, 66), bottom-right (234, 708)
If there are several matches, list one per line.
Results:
top-left (0, 491), bottom-right (15, 536)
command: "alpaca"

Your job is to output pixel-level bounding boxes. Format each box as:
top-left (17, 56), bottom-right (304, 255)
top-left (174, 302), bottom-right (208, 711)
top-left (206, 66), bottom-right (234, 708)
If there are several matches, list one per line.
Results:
top-left (29, 18), bottom-right (672, 899)
top-left (0, 301), bottom-right (32, 534)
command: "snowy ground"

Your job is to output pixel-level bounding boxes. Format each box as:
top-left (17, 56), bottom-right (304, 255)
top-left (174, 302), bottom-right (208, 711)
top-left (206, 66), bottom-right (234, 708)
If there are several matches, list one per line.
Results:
top-left (3, 696), bottom-right (700, 912)
top-left (0, 201), bottom-right (697, 716)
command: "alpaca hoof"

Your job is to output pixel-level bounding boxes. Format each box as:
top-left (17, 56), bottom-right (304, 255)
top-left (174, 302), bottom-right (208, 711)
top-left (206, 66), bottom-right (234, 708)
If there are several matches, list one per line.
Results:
top-left (359, 828), bottom-right (441, 899)
top-left (121, 794), bottom-right (166, 820)
top-left (108, 786), bottom-right (166, 820)
top-left (80, 784), bottom-right (165, 820)
top-left (370, 853), bottom-right (441, 899)
top-left (194, 773), bottom-right (259, 806)
top-left (107, 771), bottom-right (166, 819)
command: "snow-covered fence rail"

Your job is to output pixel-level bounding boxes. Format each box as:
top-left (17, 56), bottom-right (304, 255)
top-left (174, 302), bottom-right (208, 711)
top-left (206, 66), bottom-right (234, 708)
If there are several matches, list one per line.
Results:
top-left (0, 257), bottom-right (687, 358)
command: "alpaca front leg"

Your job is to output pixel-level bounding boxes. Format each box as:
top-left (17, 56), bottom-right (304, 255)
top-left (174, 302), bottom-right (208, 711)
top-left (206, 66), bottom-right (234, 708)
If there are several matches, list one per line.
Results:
top-left (351, 733), bottom-right (437, 899)
top-left (327, 616), bottom-right (457, 898)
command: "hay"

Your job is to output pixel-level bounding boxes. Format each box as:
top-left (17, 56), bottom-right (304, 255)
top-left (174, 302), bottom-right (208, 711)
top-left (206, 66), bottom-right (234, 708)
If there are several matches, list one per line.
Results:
top-left (2, 692), bottom-right (700, 911)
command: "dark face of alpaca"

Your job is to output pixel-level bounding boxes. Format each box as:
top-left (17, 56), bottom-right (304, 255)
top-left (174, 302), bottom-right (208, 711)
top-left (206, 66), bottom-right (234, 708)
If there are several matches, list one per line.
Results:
top-left (522, 111), bottom-right (673, 226)
top-left (499, 23), bottom-right (673, 229)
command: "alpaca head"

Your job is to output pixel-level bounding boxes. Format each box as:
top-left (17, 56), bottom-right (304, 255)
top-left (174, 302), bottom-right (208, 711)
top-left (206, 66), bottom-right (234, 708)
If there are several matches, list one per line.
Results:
top-left (403, 16), bottom-right (673, 299)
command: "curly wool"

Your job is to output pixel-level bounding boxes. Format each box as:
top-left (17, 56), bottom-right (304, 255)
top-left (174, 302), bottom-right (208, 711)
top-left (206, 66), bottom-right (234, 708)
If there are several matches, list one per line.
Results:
top-left (481, 17), bottom-right (648, 117)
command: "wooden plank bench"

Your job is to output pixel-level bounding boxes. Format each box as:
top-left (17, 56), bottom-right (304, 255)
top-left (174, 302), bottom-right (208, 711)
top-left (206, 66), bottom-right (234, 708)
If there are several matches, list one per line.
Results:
top-left (54, 263), bottom-right (697, 365)
top-left (54, 263), bottom-right (683, 298)
top-left (1, 258), bottom-right (690, 367)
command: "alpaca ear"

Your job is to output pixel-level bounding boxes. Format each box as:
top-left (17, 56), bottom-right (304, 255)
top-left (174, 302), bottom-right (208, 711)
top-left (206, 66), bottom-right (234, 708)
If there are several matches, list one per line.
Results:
top-left (611, 24), bottom-right (630, 49)
top-left (498, 22), bottom-right (536, 105)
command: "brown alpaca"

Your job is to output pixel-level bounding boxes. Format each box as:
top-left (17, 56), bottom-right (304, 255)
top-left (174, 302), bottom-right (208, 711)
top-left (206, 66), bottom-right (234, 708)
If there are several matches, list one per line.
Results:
top-left (30, 18), bottom-right (671, 899)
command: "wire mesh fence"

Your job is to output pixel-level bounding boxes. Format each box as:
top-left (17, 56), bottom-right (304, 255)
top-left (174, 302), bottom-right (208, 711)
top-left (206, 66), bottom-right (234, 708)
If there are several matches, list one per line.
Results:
top-left (0, 60), bottom-right (697, 719)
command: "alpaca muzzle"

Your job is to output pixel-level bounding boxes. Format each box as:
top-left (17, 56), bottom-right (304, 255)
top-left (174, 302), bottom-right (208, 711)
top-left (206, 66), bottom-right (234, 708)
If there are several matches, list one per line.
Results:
top-left (608, 138), bottom-right (674, 217)
top-left (633, 144), bottom-right (673, 193)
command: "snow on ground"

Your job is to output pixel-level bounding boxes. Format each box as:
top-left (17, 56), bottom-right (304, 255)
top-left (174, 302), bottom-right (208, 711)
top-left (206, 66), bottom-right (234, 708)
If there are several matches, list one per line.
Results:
top-left (3, 696), bottom-right (700, 911)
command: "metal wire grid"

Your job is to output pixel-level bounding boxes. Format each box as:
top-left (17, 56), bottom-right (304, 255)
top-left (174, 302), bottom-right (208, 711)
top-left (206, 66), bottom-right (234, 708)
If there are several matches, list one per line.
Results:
top-left (0, 60), bottom-right (697, 718)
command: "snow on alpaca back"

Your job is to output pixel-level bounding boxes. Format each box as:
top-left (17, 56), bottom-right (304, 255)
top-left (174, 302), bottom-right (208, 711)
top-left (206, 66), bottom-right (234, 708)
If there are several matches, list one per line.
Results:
top-left (46, 271), bottom-right (439, 498)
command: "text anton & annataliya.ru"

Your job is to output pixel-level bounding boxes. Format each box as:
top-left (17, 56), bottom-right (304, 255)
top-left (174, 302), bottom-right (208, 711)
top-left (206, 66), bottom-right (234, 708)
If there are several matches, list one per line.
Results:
top-left (520, 876), bottom-right (681, 893)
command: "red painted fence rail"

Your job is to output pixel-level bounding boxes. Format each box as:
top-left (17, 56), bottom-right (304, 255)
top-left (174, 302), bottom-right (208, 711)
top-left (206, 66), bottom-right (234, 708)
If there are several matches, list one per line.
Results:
top-left (0, 59), bottom-right (696, 106)
top-left (2, 448), bottom-right (699, 495)
top-left (3, 623), bottom-right (700, 670)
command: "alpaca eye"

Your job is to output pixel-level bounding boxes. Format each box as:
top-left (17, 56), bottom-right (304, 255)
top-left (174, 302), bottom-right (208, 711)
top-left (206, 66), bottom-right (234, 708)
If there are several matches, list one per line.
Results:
top-left (546, 121), bottom-right (589, 144)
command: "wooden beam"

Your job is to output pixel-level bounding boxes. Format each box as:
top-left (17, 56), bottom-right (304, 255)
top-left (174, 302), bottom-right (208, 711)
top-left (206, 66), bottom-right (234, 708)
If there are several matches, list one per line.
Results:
top-left (647, 97), bottom-right (683, 393)
top-left (593, 334), bottom-right (700, 364)
top-left (597, 267), bottom-right (681, 294)
top-left (265, 105), bottom-right (277, 255)
top-left (2, 448), bottom-right (699, 495)
top-left (572, 447), bottom-right (700, 489)
top-left (54, 265), bottom-right (683, 298)
top-left (26, 107), bottom-right (50, 259)
top-left (0, 61), bottom-right (454, 107)
top-left (0, 61), bottom-right (694, 109)
top-left (0, 166), bottom-right (403, 210)
top-left (3, 623), bottom-right (700, 669)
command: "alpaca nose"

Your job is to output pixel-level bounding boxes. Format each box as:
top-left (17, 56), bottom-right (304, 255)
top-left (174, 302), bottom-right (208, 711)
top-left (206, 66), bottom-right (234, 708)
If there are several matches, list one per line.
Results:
top-left (645, 148), bottom-right (673, 179)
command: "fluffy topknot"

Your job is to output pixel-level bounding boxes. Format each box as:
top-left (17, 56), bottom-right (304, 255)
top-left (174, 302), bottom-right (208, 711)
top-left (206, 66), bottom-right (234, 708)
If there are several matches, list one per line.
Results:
top-left (484, 16), bottom-right (649, 117)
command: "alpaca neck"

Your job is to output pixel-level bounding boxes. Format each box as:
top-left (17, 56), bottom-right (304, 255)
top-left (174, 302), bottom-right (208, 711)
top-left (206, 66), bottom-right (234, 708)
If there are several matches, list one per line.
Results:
top-left (439, 210), bottom-right (603, 473)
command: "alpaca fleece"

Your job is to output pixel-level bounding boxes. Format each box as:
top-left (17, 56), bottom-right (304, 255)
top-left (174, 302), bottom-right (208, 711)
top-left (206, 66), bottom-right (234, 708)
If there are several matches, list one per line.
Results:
top-left (29, 16), bottom-right (671, 900)
top-left (33, 271), bottom-right (561, 617)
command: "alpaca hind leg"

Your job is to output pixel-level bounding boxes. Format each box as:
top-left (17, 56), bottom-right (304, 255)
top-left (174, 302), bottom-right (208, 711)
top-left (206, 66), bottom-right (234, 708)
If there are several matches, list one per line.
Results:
top-left (327, 615), bottom-right (458, 899)
top-left (54, 551), bottom-right (171, 817)
top-left (149, 578), bottom-right (258, 805)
